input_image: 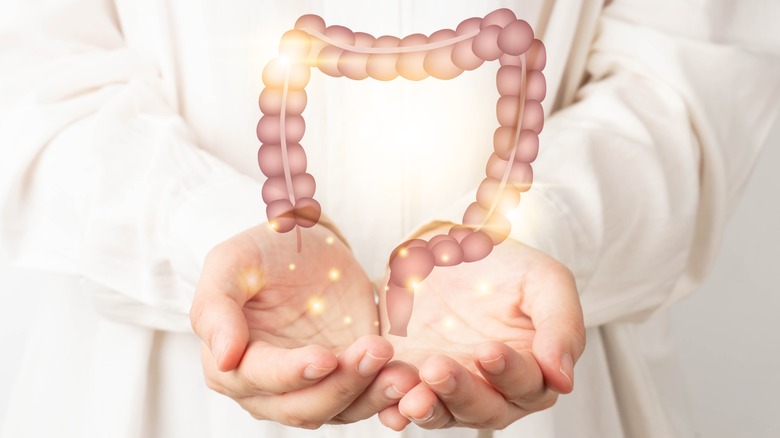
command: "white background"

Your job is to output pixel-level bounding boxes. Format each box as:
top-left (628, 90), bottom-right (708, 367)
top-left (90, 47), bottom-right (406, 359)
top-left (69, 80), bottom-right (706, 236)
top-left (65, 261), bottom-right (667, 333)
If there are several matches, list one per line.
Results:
top-left (1, 122), bottom-right (779, 436)
top-left (670, 118), bottom-right (780, 437)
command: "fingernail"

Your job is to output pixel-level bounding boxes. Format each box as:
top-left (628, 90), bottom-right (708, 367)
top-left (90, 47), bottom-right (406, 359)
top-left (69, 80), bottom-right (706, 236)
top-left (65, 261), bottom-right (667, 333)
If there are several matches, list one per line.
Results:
top-left (424, 373), bottom-right (456, 395)
top-left (357, 351), bottom-right (389, 377)
top-left (211, 331), bottom-right (230, 367)
top-left (303, 364), bottom-right (334, 380)
top-left (560, 353), bottom-right (574, 389)
top-left (479, 354), bottom-right (506, 375)
top-left (384, 384), bottom-right (405, 399)
top-left (411, 406), bottom-right (435, 422)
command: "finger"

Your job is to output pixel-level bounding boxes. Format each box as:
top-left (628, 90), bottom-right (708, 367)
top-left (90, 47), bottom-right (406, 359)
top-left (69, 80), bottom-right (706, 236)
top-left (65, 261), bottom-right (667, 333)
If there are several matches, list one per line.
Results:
top-left (334, 360), bottom-right (420, 423)
top-left (190, 290), bottom-right (249, 372)
top-left (201, 340), bottom-right (338, 397)
top-left (398, 382), bottom-right (455, 429)
top-left (378, 405), bottom-right (411, 432)
top-left (241, 335), bottom-right (394, 426)
top-left (190, 243), bottom-right (263, 371)
top-left (523, 262), bottom-right (586, 393)
top-left (475, 341), bottom-right (558, 411)
top-left (418, 355), bottom-right (522, 429)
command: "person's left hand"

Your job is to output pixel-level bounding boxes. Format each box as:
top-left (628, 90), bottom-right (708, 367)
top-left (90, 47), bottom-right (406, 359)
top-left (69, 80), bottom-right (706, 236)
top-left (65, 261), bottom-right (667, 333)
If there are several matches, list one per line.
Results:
top-left (376, 231), bottom-right (586, 431)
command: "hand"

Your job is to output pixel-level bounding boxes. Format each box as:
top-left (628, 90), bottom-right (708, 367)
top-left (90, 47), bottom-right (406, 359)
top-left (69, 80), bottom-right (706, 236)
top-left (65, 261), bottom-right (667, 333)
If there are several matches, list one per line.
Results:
top-left (377, 232), bottom-right (585, 430)
top-left (190, 223), bottom-right (419, 429)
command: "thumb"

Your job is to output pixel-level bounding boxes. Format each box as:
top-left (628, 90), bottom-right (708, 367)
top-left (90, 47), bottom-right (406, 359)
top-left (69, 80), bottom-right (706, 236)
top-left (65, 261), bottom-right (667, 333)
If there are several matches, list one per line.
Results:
top-left (190, 293), bottom-right (250, 372)
top-left (532, 316), bottom-right (585, 394)
top-left (526, 264), bottom-right (586, 394)
top-left (190, 250), bottom-right (262, 372)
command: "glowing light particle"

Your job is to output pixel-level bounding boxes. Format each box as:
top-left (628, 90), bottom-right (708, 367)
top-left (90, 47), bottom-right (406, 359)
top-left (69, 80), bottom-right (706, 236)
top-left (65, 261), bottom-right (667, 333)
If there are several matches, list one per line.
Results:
top-left (288, 263), bottom-right (296, 271)
top-left (443, 316), bottom-right (456, 330)
top-left (241, 268), bottom-right (263, 294)
top-left (374, 320), bottom-right (379, 327)
top-left (308, 297), bottom-right (325, 315)
top-left (343, 315), bottom-right (352, 325)
top-left (477, 283), bottom-right (492, 296)
top-left (257, 11), bottom-right (548, 337)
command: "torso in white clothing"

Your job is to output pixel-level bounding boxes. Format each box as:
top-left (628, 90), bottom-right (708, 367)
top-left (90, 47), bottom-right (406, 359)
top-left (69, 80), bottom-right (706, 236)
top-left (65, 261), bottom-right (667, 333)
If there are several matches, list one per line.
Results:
top-left (116, 0), bottom-right (549, 276)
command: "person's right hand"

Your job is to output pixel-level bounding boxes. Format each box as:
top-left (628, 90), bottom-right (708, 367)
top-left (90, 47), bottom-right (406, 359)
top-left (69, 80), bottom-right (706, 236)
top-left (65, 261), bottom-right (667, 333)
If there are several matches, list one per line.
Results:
top-left (190, 223), bottom-right (419, 429)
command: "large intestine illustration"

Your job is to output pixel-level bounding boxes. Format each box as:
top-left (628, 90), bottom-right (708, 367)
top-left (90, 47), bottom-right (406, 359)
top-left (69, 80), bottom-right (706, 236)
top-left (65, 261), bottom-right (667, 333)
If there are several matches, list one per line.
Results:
top-left (257, 8), bottom-right (546, 336)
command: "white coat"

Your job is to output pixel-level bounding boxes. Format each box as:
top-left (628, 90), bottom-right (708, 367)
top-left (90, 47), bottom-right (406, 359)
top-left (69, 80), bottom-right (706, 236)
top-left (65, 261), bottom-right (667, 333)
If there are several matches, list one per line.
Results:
top-left (1, 0), bottom-right (779, 437)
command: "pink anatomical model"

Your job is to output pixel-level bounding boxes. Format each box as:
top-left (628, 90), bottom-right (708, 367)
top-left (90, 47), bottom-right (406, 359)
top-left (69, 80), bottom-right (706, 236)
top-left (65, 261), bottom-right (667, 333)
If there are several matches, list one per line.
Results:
top-left (257, 8), bottom-right (546, 336)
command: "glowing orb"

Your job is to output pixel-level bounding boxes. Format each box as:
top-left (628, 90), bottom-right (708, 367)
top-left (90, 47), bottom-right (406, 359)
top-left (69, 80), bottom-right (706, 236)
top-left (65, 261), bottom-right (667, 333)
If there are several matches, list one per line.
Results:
top-left (477, 283), bottom-right (492, 296)
top-left (258, 10), bottom-right (546, 336)
top-left (443, 316), bottom-right (456, 330)
top-left (240, 268), bottom-right (263, 295)
top-left (308, 297), bottom-right (325, 315)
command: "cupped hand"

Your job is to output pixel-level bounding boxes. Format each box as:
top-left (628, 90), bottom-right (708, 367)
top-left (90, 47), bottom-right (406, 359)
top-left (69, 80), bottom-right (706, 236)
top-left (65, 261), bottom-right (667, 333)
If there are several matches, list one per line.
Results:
top-left (190, 223), bottom-right (419, 429)
top-left (377, 232), bottom-right (586, 430)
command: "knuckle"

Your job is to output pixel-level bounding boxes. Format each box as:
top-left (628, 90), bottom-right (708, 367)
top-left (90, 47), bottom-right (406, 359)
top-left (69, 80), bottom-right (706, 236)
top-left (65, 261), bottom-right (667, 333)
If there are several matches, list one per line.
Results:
top-left (330, 411), bottom-right (356, 425)
top-left (493, 413), bottom-right (521, 431)
top-left (513, 388), bottom-right (558, 412)
top-left (571, 316), bottom-right (587, 344)
top-left (201, 369), bottom-right (232, 397)
top-left (203, 374), bottom-right (222, 392)
top-left (536, 392), bottom-right (559, 411)
top-left (237, 399), bottom-right (267, 421)
top-left (574, 320), bottom-right (587, 350)
top-left (329, 379), bottom-right (357, 401)
top-left (278, 412), bottom-right (323, 430)
top-left (531, 258), bottom-right (566, 282)
top-left (206, 381), bottom-right (233, 398)
top-left (483, 412), bottom-right (506, 429)
top-left (332, 398), bottom-right (374, 424)
top-left (248, 411), bottom-right (267, 421)
top-left (189, 299), bottom-right (208, 334)
top-left (471, 404), bottom-right (511, 430)
top-left (548, 261), bottom-right (575, 282)
top-left (327, 416), bottom-right (349, 425)
top-left (417, 421), bottom-right (438, 430)
top-left (419, 417), bottom-right (447, 430)
top-left (205, 242), bottom-right (230, 263)
top-left (413, 411), bottom-right (446, 430)
top-left (243, 369), bottom-right (265, 392)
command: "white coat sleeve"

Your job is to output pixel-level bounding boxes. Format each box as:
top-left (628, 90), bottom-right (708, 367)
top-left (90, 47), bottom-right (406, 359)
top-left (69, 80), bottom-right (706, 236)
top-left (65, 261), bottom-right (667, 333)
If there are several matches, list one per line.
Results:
top-left (514, 1), bottom-right (780, 327)
top-left (418, 0), bottom-right (780, 327)
top-left (0, 0), bottom-right (264, 331)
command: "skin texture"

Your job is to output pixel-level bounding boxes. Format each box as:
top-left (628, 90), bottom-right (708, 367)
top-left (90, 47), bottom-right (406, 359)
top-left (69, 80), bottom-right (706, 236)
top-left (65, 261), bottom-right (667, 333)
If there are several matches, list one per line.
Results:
top-left (191, 223), bottom-right (585, 431)
top-left (235, 12), bottom-right (573, 430)
top-left (190, 223), bottom-right (420, 429)
top-left (378, 226), bottom-right (586, 429)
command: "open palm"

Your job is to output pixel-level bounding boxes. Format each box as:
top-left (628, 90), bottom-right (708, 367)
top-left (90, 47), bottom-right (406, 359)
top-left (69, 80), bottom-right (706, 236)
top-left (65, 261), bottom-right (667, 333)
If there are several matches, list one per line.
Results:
top-left (191, 223), bottom-right (419, 428)
top-left (380, 239), bottom-right (539, 366)
top-left (236, 225), bottom-right (378, 350)
top-left (377, 234), bottom-right (585, 429)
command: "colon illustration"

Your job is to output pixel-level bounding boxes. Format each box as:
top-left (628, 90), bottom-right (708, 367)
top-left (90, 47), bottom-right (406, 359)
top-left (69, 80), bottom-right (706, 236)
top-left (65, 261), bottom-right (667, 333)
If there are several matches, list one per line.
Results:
top-left (257, 8), bottom-right (546, 336)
